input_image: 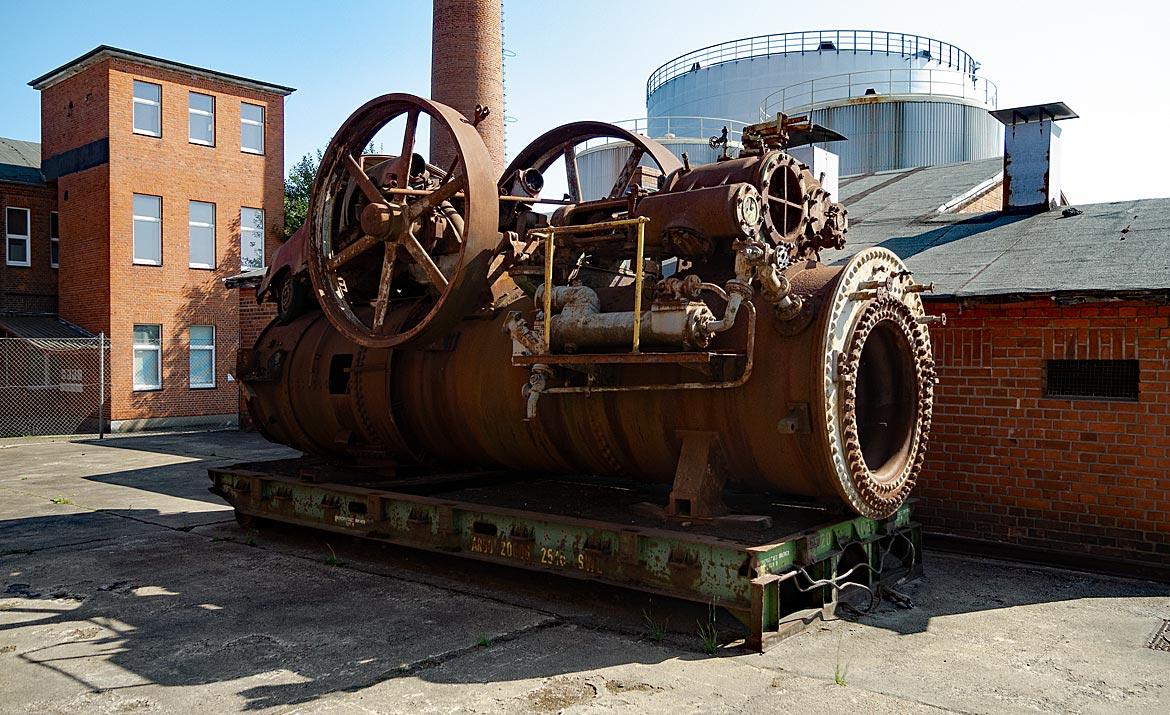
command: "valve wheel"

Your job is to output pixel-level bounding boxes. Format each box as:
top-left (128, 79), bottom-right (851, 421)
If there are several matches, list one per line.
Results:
top-left (308, 93), bottom-right (498, 348)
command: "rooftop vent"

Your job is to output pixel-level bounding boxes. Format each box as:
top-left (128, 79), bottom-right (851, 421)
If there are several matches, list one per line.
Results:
top-left (819, 41), bottom-right (836, 51)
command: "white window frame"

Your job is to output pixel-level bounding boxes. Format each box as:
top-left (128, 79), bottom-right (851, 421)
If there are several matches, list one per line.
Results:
top-left (189, 325), bottom-right (216, 389)
top-left (188, 91), bottom-right (215, 146)
top-left (49, 210), bottom-right (59, 268)
top-left (132, 80), bottom-right (162, 137)
top-left (240, 207), bottom-right (264, 270)
top-left (133, 324), bottom-right (162, 391)
top-left (5, 206), bottom-right (31, 267)
top-left (188, 201), bottom-right (216, 269)
top-left (133, 194), bottom-right (162, 266)
top-left (240, 102), bottom-right (265, 154)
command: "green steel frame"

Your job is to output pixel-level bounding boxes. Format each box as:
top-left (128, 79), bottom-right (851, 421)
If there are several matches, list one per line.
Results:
top-left (209, 463), bottom-right (922, 651)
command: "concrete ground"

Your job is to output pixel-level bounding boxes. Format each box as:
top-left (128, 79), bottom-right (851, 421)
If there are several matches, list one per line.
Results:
top-left (1, 431), bottom-right (1167, 715)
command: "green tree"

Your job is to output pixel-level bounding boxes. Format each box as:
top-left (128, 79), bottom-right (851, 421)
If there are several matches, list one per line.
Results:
top-left (283, 149), bottom-right (322, 238)
top-left (283, 142), bottom-right (385, 238)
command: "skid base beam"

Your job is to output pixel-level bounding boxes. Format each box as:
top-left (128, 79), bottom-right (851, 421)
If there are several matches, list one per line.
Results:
top-left (209, 461), bottom-right (922, 651)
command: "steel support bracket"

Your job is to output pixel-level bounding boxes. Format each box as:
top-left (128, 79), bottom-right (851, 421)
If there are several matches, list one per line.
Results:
top-left (667, 430), bottom-right (728, 518)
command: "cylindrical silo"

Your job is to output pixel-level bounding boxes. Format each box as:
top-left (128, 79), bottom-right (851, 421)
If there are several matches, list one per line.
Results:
top-left (577, 30), bottom-right (1002, 187)
top-left (430, 0), bottom-right (504, 174)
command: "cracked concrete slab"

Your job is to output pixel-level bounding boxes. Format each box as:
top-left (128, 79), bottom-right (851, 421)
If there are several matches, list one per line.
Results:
top-left (2, 431), bottom-right (1168, 714)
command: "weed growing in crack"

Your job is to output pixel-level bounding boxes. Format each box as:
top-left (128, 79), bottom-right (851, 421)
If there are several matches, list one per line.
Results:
top-left (643, 608), bottom-right (668, 643)
top-left (834, 637), bottom-right (850, 686)
top-left (697, 601), bottom-right (718, 655)
top-left (324, 543), bottom-right (345, 566)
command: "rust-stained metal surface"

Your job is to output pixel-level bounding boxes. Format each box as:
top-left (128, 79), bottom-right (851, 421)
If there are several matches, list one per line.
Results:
top-left (209, 462), bottom-right (922, 651)
top-left (307, 93), bottom-right (500, 349)
top-left (239, 92), bottom-right (939, 528)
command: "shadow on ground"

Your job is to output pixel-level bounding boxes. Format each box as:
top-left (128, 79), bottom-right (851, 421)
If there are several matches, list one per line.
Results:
top-left (3, 431), bottom-right (1168, 713)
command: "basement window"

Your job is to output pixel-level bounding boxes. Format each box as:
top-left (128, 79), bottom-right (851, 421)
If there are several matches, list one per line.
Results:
top-left (1045, 360), bottom-right (1139, 401)
top-left (133, 324), bottom-right (162, 391)
top-left (189, 325), bottom-right (216, 389)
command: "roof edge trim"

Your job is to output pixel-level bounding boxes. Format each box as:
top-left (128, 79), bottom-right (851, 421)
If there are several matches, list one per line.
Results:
top-left (29, 45), bottom-right (295, 96)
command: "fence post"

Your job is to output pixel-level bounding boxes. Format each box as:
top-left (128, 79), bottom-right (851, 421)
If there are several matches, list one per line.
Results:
top-left (98, 333), bottom-right (105, 439)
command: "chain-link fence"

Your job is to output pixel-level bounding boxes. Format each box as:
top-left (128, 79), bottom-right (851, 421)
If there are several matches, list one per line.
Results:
top-left (0, 336), bottom-right (109, 438)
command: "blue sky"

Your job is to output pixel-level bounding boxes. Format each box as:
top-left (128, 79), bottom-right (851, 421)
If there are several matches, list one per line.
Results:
top-left (0, 0), bottom-right (1163, 203)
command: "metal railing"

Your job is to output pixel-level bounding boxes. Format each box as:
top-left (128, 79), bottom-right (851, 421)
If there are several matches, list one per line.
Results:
top-left (578, 117), bottom-right (750, 152)
top-left (0, 335), bottom-right (108, 437)
top-left (647, 30), bottom-right (980, 100)
top-left (759, 68), bottom-right (999, 119)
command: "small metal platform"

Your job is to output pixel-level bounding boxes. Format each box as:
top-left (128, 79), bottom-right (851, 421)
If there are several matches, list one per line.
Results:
top-left (208, 461), bottom-right (922, 651)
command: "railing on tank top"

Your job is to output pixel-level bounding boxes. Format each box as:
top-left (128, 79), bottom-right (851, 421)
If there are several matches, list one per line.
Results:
top-left (647, 30), bottom-right (980, 101)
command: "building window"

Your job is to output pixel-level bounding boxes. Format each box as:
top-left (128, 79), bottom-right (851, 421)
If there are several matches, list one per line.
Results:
top-left (133, 80), bottom-right (162, 137)
top-left (240, 102), bottom-right (264, 154)
top-left (189, 92), bottom-right (215, 146)
top-left (240, 207), bottom-right (264, 270)
top-left (5, 206), bottom-right (31, 267)
top-left (50, 211), bottom-right (59, 268)
top-left (133, 324), bottom-right (162, 390)
top-left (189, 201), bottom-right (216, 269)
top-left (1045, 360), bottom-right (1139, 401)
top-left (189, 325), bottom-right (215, 388)
top-left (133, 194), bottom-right (162, 265)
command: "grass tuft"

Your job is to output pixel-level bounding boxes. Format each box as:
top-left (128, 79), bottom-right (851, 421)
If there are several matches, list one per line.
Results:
top-left (697, 601), bottom-right (718, 655)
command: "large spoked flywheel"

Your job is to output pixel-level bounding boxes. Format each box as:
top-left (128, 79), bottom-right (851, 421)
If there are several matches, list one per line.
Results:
top-left (308, 94), bottom-right (498, 348)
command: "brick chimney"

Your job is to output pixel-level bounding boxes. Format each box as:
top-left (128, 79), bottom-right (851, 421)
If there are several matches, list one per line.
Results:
top-left (430, 0), bottom-right (504, 174)
top-left (990, 102), bottom-right (1078, 211)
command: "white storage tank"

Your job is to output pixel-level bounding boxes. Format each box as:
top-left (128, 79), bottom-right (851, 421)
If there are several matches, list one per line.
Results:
top-left (642, 30), bottom-right (1001, 176)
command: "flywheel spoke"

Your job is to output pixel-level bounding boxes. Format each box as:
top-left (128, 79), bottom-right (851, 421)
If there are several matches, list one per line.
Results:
top-left (328, 233), bottom-right (381, 270)
top-left (344, 154), bottom-right (385, 205)
top-left (393, 110), bottom-right (420, 184)
top-left (401, 229), bottom-right (449, 290)
top-left (609, 147), bottom-right (645, 198)
top-left (562, 143), bottom-right (581, 202)
top-left (408, 173), bottom-right (467, 221)
top-left (372, 244), bottom-right (398, 331)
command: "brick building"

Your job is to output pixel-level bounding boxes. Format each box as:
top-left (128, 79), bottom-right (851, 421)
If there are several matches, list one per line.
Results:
top-left (831, 156), bottom-right (1170, 578)
top-left (0, 46), bottom-right (293, 431)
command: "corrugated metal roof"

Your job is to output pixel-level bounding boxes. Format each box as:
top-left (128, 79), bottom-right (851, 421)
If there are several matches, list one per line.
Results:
top-left (0, 315), bottom-right (97, 351)
top-left (830, 159), bottom-right (1170, 298)
top-left (223, 266), bottom-right (267, 289)
top-left (0, 137), bottom-right (45, 185)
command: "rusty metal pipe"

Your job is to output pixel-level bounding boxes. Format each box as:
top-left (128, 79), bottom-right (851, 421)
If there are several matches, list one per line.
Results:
top-left (535, 285), bottom-right (712, 352)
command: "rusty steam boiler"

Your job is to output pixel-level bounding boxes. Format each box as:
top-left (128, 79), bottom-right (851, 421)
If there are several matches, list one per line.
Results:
top-left (243, 94), bottom-right (939, 522)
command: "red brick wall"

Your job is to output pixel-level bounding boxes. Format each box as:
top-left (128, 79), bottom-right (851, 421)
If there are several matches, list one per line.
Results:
top-left (39, 59), bottom-right (111, 160)
top-left (40, 57), bottom-right (285, 423)
top-left (954, 183), bottom-right (1003, 214)
top-left (1, 181), bottom-right (58, 313)
top-left (918, 298), bottom-right (1170, 567)
top-left (42, 64), bottom-right (114, 337)
top-left (55, 166), bottom-right (111, 335)
top-left (237, 285), bottom-right (277, 430)
top-left (431, 0), bottom-right (504, 173)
